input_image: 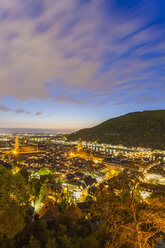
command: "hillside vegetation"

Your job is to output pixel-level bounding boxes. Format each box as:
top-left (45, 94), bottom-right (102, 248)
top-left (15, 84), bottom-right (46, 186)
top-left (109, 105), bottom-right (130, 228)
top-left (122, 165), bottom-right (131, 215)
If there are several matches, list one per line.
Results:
top-left (68, 110), bottom-right (165, 149)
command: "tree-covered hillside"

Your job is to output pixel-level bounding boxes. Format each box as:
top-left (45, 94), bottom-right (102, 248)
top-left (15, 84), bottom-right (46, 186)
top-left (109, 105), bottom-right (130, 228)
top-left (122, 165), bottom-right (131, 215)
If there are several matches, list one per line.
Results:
top-left (68, 110), bottom-right (165, 149)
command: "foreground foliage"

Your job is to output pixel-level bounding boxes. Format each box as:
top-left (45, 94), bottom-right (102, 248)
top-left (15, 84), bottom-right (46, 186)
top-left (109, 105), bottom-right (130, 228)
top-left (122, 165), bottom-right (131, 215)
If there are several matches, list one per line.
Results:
top-left (0, 165), bottom-right (164, 248)
top-left (94, 176), bottom-right (165, 248)
top-left (0, 165), bottom-right (30, 239)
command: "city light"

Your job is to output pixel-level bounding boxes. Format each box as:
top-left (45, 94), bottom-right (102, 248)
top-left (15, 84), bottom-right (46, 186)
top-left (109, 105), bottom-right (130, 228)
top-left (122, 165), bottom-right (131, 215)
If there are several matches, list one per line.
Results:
top-left (74, 191), bottom-right (81, 199)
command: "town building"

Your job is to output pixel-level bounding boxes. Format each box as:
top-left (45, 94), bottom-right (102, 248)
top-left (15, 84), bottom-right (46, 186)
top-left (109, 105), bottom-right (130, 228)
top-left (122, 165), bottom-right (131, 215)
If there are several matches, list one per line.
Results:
top-left (69, 139), bottom-right (103, 163)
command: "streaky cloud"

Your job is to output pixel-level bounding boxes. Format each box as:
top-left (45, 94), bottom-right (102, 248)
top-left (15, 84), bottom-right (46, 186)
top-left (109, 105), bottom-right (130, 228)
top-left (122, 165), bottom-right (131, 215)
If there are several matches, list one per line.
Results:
top-left (0, 0), bottom-right (164, 107)
top-left (0, 105), bottom-right (11, 111)
top-left (35, 111), bottom-right (42, 116)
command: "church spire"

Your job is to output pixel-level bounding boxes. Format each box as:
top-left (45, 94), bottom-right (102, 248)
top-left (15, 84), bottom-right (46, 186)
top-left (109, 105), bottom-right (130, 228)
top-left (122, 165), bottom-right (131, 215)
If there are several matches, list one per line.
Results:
top-left (77, 139), bottom-right (83, 152)
top-left (15, 136), bottom-right (19, 152)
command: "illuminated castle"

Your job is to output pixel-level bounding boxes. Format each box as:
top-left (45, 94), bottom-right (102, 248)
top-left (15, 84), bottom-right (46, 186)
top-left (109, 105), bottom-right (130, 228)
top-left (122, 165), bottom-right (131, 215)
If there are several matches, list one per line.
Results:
top-left (70, 139), bottom-right (103, 163)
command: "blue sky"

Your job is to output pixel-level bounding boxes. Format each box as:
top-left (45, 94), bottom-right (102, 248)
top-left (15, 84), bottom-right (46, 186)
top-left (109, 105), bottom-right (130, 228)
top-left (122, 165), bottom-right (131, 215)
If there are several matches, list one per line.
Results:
top-left (0, 0), bottom-right (164, 130)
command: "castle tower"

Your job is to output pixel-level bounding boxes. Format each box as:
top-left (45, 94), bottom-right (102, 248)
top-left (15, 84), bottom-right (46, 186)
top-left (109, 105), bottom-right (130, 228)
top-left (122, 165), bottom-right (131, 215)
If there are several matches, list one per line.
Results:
top-left (15, 136), bottom-right (19, 152)
top-left (77, 139), bottom-right (83, 152)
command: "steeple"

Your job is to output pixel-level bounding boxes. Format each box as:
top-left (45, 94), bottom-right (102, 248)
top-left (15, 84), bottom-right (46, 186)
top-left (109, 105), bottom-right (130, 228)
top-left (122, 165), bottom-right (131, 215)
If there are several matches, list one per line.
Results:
top-left (77, 139), bottom-right (83, 152)
top-left (15, 136), bottom-right (19, 152)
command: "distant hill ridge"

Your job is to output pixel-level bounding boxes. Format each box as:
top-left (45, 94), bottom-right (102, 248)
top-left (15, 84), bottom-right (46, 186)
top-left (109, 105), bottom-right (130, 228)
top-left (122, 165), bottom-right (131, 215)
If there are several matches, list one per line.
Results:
top-left (68, 110), bottom-right (165, 150)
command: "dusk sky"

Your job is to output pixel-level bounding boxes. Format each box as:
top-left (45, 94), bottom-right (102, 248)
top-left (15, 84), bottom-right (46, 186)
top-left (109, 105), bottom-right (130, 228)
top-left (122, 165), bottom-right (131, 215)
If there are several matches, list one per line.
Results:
top-left (0, 0), bottom-right (165, 131)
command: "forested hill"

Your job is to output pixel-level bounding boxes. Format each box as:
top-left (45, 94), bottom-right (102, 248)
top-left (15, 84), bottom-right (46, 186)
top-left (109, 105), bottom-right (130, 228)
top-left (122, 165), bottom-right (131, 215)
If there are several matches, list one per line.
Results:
top-left (67, 110), bottom-right (165, 150)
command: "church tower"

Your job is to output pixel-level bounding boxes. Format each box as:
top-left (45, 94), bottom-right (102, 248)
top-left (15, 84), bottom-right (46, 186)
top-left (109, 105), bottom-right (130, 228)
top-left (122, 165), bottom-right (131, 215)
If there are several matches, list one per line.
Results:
top-left (15, 136), bottom-right (19, 152)
top-left (77, 139), bottom-right (83, 152)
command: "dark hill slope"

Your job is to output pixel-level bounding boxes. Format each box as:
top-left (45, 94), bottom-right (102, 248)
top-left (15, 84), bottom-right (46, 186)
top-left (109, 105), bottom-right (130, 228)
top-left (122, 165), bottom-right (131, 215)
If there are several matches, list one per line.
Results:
top-left (68, 110), bottom-right (165, 149)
